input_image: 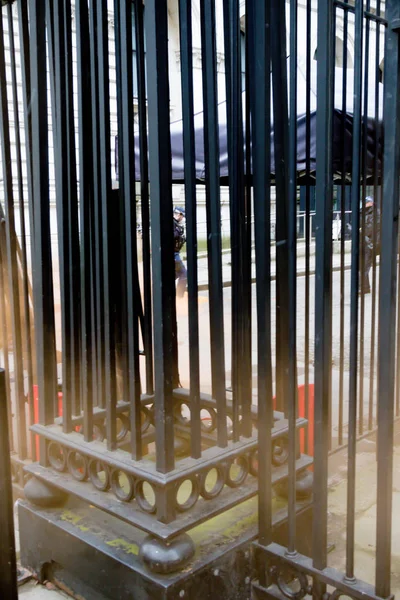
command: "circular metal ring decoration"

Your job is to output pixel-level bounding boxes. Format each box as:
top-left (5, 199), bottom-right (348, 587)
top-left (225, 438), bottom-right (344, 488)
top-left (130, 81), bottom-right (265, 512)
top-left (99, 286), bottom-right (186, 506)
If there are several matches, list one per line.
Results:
top-left (110, 469), bottom-right (135, 502)
top-left (141, 406), bottom-right (152, 434)
top-left (200, 407), bottom-right (217, 433)
top-left (272, 437), bottom-right (289, 467)
top-left (225, 455), bottom-right (249, 488)
top-left (276, 565), bottom-right (309, 600)
top-left (199, 466), bottom-right (226, 500)
top-left (48, 442), bottom-right (67, 472)
top-left (67, 450), bottom-right (88, 481)
top-left (76, 422), bottom-right (105, 442)
top-left (134, 480), bottom-right (157, 513)
top-left (175, 476), bottom-right (200, 512)
top-left (92, 422), bottom-right (106, 442)
top-left (88, 459), bottom-right (110, 491)
top-left (249, 450), bottom-right (259, 476)
top-left (174, 401), bottom-right (191, 426)
top-left (116, 413), bottom-right (130, 442)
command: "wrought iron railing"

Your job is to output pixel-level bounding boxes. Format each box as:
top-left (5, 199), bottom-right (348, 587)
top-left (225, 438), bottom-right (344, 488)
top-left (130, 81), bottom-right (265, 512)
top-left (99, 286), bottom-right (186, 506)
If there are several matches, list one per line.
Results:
top-left (0, 0), bottom-right (398, 598)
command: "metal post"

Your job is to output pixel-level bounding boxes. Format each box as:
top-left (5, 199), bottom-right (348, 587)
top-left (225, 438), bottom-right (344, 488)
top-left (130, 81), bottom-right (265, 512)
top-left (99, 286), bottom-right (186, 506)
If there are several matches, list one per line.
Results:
top-left (76, 0), bottom-right (94, 442)
top-left (114, 0), bottom-right (142, 460)
top-left (96, 0), bottom-right (117, 449)
top-left (6, 3), bottom-right (35, 459)
top-left (304, 0), bottom-right (312, 453)
top-left (270, 0), bottom-right (290, 416)
top-left (200, 0), bottom-right (228, 448)
top-left (287, 0), bottom-right (299, 554)
top-left (145, 0), bottom-right (176, 473)
top-left (178, 0), bottom-right (202, 459)
top-left (29, 0), bottom-right (58, 455)
top-left (248, 0), bottom-right (273, 547)
top-left (134, 0), bottom-right (154, 397)
top-left (313, 0), bottom-right (334, 590)
top-left (0, 0), bottom-right (27, 459)
top-left (338, 0), bottom-right (350, 448)
top-left (0, 369), bottom-right (18, 600)
top-left (376, 1), bottom-right (400, 595)
top-left (346, 0), bottom-right (363, 580)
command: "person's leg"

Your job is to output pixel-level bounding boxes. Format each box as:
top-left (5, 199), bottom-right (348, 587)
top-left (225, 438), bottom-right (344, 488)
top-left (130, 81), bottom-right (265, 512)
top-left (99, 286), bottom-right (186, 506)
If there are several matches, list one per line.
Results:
top-left (363, 249), bottom-right (372, 293)
top-left (175, 253), bottom-right (187, 297)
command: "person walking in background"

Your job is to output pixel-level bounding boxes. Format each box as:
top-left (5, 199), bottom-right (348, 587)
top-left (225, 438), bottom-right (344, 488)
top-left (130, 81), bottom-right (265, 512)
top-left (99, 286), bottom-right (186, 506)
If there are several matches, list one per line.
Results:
top-left (173, 206), bottom-right (187, 298)
top-left (360, 196), bottom-right (380, 295)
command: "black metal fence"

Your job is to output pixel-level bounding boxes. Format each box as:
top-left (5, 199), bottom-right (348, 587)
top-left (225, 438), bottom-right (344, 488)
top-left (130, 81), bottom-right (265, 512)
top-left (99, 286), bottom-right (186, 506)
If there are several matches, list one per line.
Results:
top-left (0, 368), bottom-right (18, 599)
top-left (253, 0), bottom-right (399, 598)
top-left (0, 0), bottom-right (398, 598)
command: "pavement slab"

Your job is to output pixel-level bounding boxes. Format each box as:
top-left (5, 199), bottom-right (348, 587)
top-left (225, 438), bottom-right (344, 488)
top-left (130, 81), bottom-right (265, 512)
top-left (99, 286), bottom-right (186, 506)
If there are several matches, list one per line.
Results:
top-left (19, 581), bottom-right (69, 599)
top-left (327, 437), bottom-right (400, 596)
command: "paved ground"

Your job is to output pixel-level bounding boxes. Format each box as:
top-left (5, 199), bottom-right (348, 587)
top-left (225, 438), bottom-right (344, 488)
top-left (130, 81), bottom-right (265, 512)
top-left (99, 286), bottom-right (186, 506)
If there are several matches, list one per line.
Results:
top-left (327, 426), bottom-right (400, 596)
top-left (19, 582), bottom-right (69, 599)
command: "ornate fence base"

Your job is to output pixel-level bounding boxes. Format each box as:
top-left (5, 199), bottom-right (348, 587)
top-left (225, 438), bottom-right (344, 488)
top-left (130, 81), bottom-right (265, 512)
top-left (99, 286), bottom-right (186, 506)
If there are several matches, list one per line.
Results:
top-left (18, 495), bottom-right (312, 600)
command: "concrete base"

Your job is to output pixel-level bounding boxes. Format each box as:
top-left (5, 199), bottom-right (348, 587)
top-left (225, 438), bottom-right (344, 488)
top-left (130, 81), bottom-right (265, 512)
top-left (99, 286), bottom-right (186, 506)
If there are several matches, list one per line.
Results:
top-left (18, 494), bottom-right (312, 600)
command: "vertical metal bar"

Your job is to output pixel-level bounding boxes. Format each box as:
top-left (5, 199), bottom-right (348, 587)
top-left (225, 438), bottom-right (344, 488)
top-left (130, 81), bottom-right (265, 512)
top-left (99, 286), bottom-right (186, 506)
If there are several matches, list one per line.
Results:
top-left (46, 0), bottom-right (57, 142)
top-left (396, 216), bottom-right (400, 418)
top-left (338, 2), bottom-right (349, 448)
top-left (359, 2), bottom-right (372, 437)
top-left (45, 0), bottom-right (61, 422)
top-left (0, 7), bottom-right (27, 459)
top-left (248, 0), bottom-right (273, 546)
top-left (135, 0), bottom-right (154, 396)
top-left (0, 369), bottom-right (18, 600)
top-left (0, 218), bottom-right (13, 453)
top-left (313, 0), bottom-right (334, 584)
top-left (89, 227), bottom-right (98, 410)
top-left (7, 3), bottom-right (35, 459)
top-left (51, 0), bottom-right (73, 431)
top-left (375, 2), bottom-right (400, 595)
top-left (96, 0), bottom-right (117, 450)
top-left (17, 0), bottom-right (35, 250)
top-left (287, 0), bottom-right (298, 554)
top-left (29, 0), bottom-right (57, 452)
top-left (346, 0), bottom-right (363, 581)
top-left (64, 0), bottom-right (81, 421)
top-left (235, 0), bottom-right (251, 438)
top-left (270, 1), bottom-right (290, 417)
top-left (89, 0), bottom-right (105, 411)
top-left (304, 0), bottom-right (312, 453)
top-left (178, 0), bottom-right (201, 458)
top-left (200, 0), bottom-right (228, 447)
top-left (243, 0), bottom-right (253, 443)
top-left (115, 0), bottom-right (142, 459)
top-left (18, 1), bottom-right (37, 457)
top-left (327, 3), bottom-right (336, 455)
top-left (113, 0), bottom-right (128, 407)
top-left (145, 0), bottom-right (175, 472)
top-left (222, 0), bottom-right (235, 439)
top-left (370, 0), bottom-right (381, 429)
top-left (76, 0), bottom-right (94, 441)
top-left (223, 0), bottom-right (248, 439)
